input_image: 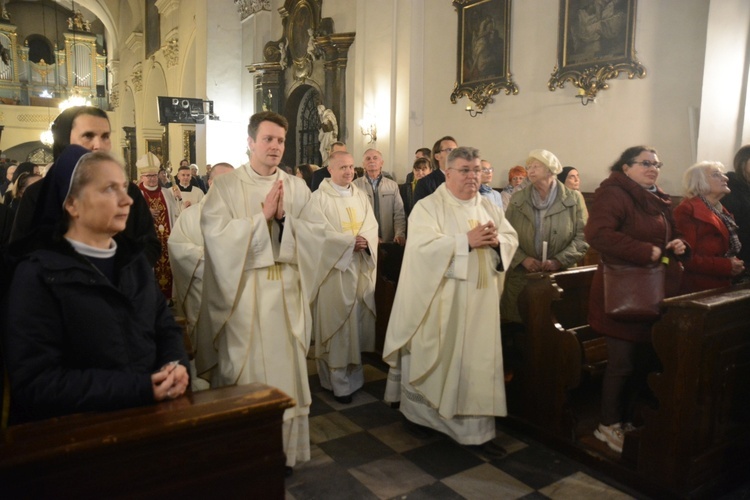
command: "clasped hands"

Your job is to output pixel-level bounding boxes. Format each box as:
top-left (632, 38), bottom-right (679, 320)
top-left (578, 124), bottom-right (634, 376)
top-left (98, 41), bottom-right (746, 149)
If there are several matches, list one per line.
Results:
top-left (263, 180), bottom-right (286, 221)
top-left (152, 361), bottom-right (189, 401)
top-left (468, 221), bottom-right (500, 250)
top-left (522, 257), bottom-right (561, 273)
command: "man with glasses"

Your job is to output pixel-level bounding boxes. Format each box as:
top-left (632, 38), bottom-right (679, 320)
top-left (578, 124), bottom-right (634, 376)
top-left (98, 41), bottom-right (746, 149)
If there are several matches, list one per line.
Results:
top-left (384, 146), bottom-right (518, 457)
top-left (413, 136), bottom-right (458, 204)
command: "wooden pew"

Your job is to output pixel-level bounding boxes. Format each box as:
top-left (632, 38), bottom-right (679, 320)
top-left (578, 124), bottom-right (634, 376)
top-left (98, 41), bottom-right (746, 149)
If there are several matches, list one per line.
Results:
top-left (515, 266), bottom-right (750, 497)
top-left (0, 383), bottom-right (294, 499)
top-left (515, 266), bottom-right (602, 439)
top-left (636, 283), bottom-right (750, 498)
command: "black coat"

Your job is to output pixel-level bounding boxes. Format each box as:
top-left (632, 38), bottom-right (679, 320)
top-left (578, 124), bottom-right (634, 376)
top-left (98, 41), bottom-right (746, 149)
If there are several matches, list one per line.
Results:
top-left (3, 235), bottom-right (189, 423)
top-left (722, 172), bottom-right (750, 266)
top-left (412, 168), bottom-right (445, 205)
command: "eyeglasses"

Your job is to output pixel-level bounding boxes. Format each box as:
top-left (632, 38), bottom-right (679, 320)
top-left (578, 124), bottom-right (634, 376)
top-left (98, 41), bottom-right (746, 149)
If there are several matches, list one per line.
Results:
top-left (142, 174), bottom-right (158, 178)
top-left (631, 160), bottom-right (663, 169)
top-left (449, 167), bottom-right (482, 176)
top-left (440, 148), bottom-right (455, 154)
top-left (481, 168), bottom-right (494, 173)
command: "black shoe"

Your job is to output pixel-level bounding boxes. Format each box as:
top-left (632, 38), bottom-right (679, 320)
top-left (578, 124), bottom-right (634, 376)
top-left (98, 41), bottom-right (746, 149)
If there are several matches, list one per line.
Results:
top-left (479, 440), bottom-right (507, 460)
top-left (334, 394), bottom-right (353, 404)
top-left (402, 417), bottom-right (434, 439)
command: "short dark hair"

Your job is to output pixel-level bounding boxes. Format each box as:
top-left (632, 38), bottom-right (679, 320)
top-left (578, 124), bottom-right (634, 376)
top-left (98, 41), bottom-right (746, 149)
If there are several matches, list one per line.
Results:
top-left (51, 106), bottom-right (109, 160)
top-left (331, 141), bottom-right (346, 150)
top-left (416, 147), bottom-right (431, 157)
top-left (432, 136), bottom-right (456, 169)
top-left (177, 165), bottom-right (190, 172)
top-left (412, 157), bottom-right (431, 171)
top-left (609, 145), bottom-right (658, 173)
top-left (733, 145), bottom-right (750, 184)
top-left (247, 111), bottom-right (289, 139)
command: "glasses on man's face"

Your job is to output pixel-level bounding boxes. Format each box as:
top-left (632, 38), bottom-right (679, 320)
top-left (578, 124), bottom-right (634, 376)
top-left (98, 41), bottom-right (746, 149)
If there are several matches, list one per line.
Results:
top-left (450, 167), bottom-right (482, 176)
top-left (142, 174), bottom-right (158, 178)
top-left (481, 168), bottom-right (493, 173)
top-left (632, 160), bottom-right (663, 169)
top-left (440, 148), bottom-right (455, 154)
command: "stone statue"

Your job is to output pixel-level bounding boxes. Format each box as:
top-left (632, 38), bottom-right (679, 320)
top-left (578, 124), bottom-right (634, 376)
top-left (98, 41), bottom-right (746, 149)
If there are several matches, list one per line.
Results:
top-left (318, 104), bottom-right (338, 166)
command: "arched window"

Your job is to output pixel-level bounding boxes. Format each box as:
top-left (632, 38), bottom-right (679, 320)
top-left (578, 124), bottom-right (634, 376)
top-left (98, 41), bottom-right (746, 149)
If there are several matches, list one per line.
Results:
top-left (26, 35), bottom-right (54, 65)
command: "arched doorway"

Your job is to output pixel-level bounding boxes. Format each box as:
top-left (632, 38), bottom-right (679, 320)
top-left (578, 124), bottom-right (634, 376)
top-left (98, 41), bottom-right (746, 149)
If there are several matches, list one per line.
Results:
top-left (283, 84), bottom-right (322, 168)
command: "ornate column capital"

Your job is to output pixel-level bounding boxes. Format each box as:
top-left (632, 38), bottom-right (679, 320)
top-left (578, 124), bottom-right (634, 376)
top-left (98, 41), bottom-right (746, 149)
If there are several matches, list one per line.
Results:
top-left (234, 0), bottom-right (271, 21)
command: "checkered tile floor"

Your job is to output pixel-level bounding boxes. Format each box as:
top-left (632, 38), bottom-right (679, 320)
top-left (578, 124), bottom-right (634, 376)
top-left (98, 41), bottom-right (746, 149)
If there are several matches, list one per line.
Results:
top-left (285, 361), bottom-right (646, 500)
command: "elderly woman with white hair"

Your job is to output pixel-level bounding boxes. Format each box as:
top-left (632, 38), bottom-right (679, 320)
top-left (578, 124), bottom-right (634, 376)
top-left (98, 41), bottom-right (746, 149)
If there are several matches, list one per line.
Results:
top-left (501, 149), bottom-right (589, 324)
top-left (673, 161), bottom-right (745, 293)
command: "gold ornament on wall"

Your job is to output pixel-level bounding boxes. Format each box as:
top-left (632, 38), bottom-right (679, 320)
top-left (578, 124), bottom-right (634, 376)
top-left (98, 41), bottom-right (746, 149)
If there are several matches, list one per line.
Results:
top-left (547, 0), bottom-right (646, 104)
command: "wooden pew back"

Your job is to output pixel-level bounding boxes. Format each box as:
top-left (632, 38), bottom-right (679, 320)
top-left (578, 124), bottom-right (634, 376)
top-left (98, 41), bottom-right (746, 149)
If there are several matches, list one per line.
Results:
top-left (0, 383), bottom-right (293, 499)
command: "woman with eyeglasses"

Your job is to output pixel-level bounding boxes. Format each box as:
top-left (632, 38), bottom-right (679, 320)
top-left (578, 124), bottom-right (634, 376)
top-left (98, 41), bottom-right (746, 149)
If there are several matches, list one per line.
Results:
top-left (673, 162), bottom-right (744, 293)
top-left (584, 145), bottom-right (689, 454)
top-left (501, 149), bottom-right (589, 325)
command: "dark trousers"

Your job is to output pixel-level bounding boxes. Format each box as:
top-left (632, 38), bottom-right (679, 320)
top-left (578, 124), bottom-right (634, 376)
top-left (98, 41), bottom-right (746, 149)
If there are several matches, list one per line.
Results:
top-left (601, 337), bottom-right (660, 425)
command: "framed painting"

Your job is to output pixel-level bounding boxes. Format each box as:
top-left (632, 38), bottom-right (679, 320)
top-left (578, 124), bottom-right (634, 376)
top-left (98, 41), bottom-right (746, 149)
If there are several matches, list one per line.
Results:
top-left (548, 0), bottom-right (645, 98)
top-left (146, 139), bottom-right (163, 164)
top-left (450, 0), bottom-right (517, 111)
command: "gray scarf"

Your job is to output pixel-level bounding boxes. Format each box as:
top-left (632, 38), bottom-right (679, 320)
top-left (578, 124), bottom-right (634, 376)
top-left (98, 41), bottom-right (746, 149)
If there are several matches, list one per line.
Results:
top-left (530, 180), bottom-right (558, 257)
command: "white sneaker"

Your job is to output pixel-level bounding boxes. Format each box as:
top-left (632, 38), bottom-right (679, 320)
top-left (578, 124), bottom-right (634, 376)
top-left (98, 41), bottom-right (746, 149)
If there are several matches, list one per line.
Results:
top-left (594, 423), bottom-right (624, 453)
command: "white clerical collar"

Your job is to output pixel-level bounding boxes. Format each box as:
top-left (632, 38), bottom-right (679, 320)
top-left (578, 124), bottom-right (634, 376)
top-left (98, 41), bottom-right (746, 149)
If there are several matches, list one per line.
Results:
top-left (331, 181), bottom-right (352, 197)
top-left (65, 237), bottom-right (117, 258)
top-left (142, 183), bottom-right (159, 191)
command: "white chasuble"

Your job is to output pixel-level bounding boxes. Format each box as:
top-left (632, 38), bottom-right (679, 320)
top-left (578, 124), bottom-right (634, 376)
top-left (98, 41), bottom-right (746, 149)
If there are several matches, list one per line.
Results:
top-left (383, 184), bottom-right (518, 443)
top-left (168, 202), bottom-right (204, 343)
top-left (196, 164), bottom-right (313, 466)
top-left (298, 180), bottom-right (378, 393)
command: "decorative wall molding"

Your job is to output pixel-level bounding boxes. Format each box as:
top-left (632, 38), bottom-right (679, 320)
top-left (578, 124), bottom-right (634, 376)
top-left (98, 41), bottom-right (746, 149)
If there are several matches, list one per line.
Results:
top-left (155, 0), bottom-right (180, 17)
top-left (162, 32), bottom-right (179, 68)
top-left (125, 32), bottom-right (143, 53)
top-left (235, 0), bottom-right (271, 21)
top-left (110, 83), bottom-right (120, 108)
top-left (131, 64), bottom-right (143, 92)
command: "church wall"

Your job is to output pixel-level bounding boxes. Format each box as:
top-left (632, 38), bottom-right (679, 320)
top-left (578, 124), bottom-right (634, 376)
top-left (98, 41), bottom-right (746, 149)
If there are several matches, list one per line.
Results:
top-left (203, 0), bottom-right (247, 169)
top-left (328, 0), bottom-right (720, 195)
top-left (696, 0), bottom-right (750, 169)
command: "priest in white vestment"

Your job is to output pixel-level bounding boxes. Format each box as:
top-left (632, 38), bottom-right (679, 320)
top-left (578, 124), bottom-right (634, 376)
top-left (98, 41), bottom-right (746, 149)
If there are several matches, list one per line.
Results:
top-left (195, 112), bottom-right (313, 469)
top-left (168, 163), bottom-right (234, 391)
top-left (299, 151), bottom-right (378, 404)
top-left (383, 146), bottom-right (518, 455)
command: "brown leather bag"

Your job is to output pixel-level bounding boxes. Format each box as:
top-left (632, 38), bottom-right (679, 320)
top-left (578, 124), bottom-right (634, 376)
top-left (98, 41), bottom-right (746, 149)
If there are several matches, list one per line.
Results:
top-left (602, 262), bottom-right (665, 321)
top-left (602, 214), bottom-right (683, 322)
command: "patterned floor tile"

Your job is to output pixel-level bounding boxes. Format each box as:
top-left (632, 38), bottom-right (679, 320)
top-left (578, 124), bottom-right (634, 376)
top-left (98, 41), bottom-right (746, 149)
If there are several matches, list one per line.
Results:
top-left (318, 431), bottom-right (397, 469)
top-left (442, 463), bottom-right (536, 499)
top-left (340, 401), bottom-right (403, 430)
top-left (286, 460), bottom-right (379, 500)
top-left (309, 411), bottom-right (362, 444)
top-left (309, 392), bottom-right (335, 417)
top-left (368, 420), bottom-right (444, 454)
top-left (539, 471), bottom-right (635, 499)
top-left (401, 439), bottom-right (485, 480)
top-left (491, 443), bottom-right (582, 490)
top-left (349, 455), bottom-right (435, 499)
top-left (393, 481), bottom-right (466, 500)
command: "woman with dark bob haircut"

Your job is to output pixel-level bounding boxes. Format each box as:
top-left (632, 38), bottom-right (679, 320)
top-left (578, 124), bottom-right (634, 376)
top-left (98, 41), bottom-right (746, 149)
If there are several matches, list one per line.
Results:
top-left (584, 145), bottom-right (689, 454)
top-left (3, 151), bottom-right (189, 424)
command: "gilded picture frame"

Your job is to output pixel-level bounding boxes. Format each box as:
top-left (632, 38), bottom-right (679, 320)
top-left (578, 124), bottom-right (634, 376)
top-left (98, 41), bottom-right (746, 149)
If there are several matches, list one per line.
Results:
top-left (146, 139), bottom-right (163, 163)
top-left (450, 0), bottom-right (517, 111)
top-left (548, 0), bottom-right (645, 98)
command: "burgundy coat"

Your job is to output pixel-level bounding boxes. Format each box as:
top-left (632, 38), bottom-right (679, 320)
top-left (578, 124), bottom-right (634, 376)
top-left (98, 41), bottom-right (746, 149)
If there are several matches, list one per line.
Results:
top-left (585, 172), bottom-right (686, 343)
top-left (673, 197), bottom-right (734, 293)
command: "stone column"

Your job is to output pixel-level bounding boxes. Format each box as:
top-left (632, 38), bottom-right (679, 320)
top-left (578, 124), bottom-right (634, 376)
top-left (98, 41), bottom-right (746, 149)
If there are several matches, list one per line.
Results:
top-left (316, 33), bottom-right (355, 143)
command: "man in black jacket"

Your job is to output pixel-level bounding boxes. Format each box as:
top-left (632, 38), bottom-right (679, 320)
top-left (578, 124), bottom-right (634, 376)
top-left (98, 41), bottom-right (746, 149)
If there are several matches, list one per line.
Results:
top-left (413, 136), bottom-right (457, 204)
